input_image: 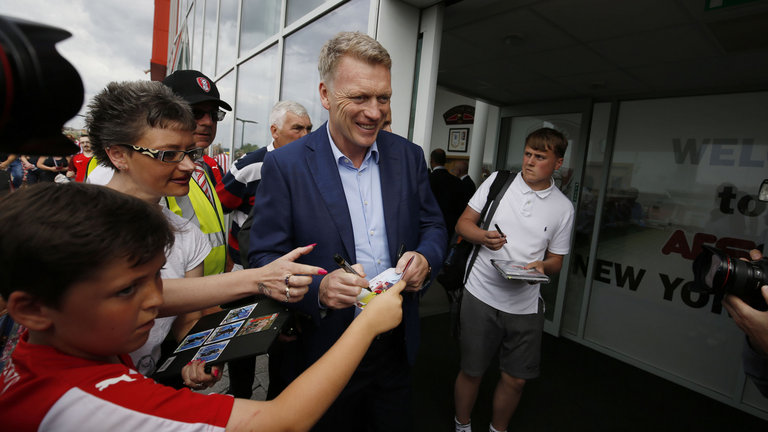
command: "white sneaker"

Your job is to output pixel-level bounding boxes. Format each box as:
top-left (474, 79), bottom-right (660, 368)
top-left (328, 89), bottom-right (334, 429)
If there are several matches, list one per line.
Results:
top-left (455, 417), bottom-right (472, 432)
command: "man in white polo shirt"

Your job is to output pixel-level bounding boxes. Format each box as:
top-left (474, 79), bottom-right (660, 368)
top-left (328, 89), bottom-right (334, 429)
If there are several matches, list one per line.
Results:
top-left (453, 127), bottom-right (575, 432)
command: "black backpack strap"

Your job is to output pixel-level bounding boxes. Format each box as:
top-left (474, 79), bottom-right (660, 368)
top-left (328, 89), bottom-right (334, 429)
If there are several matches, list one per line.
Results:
top-left (463, 171), bottom-right (514, 284)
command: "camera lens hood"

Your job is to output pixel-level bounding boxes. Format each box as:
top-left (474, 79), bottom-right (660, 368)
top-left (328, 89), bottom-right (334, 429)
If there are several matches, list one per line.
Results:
top-left (0, 15), bottom-right (82, 155)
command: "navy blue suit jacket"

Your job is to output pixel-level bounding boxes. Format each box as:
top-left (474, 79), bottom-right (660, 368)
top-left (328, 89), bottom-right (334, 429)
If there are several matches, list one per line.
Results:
top-left (248, 123), bottom-right (447, 366)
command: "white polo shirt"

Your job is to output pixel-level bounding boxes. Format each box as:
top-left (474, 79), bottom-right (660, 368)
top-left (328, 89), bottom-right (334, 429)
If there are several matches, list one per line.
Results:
top-left (464, 171), bottom-right (574, 314)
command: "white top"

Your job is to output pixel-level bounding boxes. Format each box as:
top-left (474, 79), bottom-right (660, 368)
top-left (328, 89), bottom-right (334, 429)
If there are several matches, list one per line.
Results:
top-left (464, 172), bottom-right (574, 314)
top-left (85, 164), bottom-right (114, 185)
top-left (129, 207), bottom-right (210, 376)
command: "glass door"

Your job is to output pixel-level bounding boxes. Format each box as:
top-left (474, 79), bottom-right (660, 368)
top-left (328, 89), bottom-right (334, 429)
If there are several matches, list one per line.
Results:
top-left (497, 100), bottom-right (591, 336)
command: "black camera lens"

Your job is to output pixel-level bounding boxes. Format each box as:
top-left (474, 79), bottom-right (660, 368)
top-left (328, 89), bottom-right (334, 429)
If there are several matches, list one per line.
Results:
top-left (692, 245), bottom-right (768, 311)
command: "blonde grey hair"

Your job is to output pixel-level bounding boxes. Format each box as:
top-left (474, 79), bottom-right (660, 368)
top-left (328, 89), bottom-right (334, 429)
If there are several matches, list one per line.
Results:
top-left (269, 100), bottom-right (309, 128)
top-left (317, 31), bottom-right (391, 86)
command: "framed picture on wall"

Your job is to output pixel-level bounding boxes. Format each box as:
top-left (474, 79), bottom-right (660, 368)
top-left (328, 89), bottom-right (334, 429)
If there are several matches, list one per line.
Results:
top-left (448, 128), bottom-right (469, 152)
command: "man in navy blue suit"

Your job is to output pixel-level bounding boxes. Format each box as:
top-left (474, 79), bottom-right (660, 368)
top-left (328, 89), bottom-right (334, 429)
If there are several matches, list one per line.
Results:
top-left (249, 31), bottom-right (446, 431)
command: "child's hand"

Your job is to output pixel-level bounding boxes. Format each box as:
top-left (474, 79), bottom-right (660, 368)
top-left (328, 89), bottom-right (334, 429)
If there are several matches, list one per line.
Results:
top-left (357, 280), bottom-right (405, 335)
top-left (181, 360), bottom-right (221, 390)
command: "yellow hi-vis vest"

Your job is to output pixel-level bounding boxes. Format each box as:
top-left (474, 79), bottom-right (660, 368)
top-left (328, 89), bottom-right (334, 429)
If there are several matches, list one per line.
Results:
top-left (84, 157), bottom-right (100, 179)
top-left (164, 169), bottom-right (227, 276)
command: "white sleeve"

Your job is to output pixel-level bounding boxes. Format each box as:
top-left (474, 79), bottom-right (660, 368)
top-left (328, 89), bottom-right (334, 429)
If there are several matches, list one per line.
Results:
top-left (467, 171), bottom-right (497, 213)
top-left (548, 200), bottom-right (575, 255)
top-left (177, 222), bottom-right (211, 272)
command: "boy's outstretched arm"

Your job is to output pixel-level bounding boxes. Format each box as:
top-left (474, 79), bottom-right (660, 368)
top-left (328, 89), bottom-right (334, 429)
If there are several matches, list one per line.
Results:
top-left (225, 280), bottom-right (406, 432)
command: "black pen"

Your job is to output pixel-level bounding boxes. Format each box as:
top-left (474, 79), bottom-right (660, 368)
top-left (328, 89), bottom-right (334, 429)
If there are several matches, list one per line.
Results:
top-left (397, 242), bottom-right (405, 260)
top-left (333, 254), bottom-right (363, 277)
top-left (494, 224), bottom-right (506, 237)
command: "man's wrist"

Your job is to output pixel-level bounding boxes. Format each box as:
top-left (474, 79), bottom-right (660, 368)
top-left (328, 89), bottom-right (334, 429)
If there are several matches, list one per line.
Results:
top-left (415, 251), bottom-right (432, 289)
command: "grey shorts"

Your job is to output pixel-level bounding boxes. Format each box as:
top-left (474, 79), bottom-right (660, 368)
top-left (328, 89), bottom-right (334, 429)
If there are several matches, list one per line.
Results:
top-left (459, 290), bottom-right (545, 380)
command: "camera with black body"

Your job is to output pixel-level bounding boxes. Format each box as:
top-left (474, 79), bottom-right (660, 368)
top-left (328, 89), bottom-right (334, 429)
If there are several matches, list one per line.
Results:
top-left (0, 14), bottom-right (83, 155)
top-left (692, 245), bottom-right (768, 311)
top-left (691, 179), bottom-right (768, 312)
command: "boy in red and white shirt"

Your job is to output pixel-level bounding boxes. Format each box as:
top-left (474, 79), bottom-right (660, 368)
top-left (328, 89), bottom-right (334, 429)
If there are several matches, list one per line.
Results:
top-left (0, 182), bottom-right (405, 432)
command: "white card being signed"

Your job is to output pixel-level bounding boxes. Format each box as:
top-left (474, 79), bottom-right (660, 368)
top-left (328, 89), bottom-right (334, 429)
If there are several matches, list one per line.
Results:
top-left (355, 256), bottom-right (413, 309)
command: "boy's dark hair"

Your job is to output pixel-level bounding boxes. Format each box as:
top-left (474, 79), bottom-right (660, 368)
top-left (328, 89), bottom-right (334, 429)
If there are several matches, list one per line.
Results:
top-left (0, 183), bottom-right (175, 307)
top-left (525, 127), bottom-right (568, 159)
top-left (86, 80), bottom-right (196, 170)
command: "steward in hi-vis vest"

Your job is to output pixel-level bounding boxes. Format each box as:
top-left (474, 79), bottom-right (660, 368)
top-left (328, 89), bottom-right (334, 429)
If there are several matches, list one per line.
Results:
top-left (161, 69), bottom-right (233, 276)
top-left (164, 165), bottom-right (227, 276)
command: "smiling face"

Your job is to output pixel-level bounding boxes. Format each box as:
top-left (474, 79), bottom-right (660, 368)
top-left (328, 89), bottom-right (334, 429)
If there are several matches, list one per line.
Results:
top-left (520, 144), bottom-right (563, 191)
top-left (38, 253), bottom-right (165, 363)
top-left (320, 56), bottom-right (391, 163)
top-left (110, 127), bottom-right (196, 202)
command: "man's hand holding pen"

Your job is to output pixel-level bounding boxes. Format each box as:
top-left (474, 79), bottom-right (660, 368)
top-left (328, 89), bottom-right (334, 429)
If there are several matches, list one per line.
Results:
top-left (480, 224), bottom-right (507, 251)
top-left (319, 263), bottom-right (368, 309)
top-left (396, 251), bottom-right (430, 292)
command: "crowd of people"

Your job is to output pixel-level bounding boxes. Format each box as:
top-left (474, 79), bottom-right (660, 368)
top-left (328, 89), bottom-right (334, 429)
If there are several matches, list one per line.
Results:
top-left (1, 29), bottom-right (766, 432)
top-left (1, 148), bottom-right (78, 192)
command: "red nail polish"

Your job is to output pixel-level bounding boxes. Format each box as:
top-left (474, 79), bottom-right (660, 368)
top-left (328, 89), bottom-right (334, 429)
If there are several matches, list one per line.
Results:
top-left (318, 268), bottom-right (328, 275)
top-left (306, 243), bottom-right (317, 248)
top-left (213, 369), bottom-right (220, 378)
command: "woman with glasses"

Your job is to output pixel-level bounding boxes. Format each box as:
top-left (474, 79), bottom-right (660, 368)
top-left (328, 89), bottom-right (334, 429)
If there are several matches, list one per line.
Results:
top-left (86, 80), bottom-right (326, 388)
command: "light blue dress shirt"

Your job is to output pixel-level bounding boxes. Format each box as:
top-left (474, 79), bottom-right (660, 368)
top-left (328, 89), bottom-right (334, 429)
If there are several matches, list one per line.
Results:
top-left (327, 126), bottom-right (391, 280)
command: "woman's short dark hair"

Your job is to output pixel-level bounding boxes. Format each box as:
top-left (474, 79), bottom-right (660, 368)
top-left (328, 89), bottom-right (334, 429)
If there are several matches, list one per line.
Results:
top-left (0, 182), bottom-right (175, 307)
top-left (86, 80), bottom-right (196, 170)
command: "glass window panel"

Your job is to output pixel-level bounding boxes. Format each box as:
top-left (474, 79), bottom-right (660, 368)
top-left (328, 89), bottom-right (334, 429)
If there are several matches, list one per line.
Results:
top-left (202, 0), bottom-right (218, 75)
top-left (239, 0), bottom-right (280, 56)
top-left (216, 0), bottom-right (238, 74)
top-left (181, 0), bottom-right (191, 18)
top-left (281, 0), bottom-right (369, 127)
top-left (235, 45), bottom-right (278, 158)
top-left (286, 0), bottom-right (326, 25)
top-left (561, 102), bottom-right (611, 336)
top-left (174, 28), bottom-right (191, 70)
top-left (584, 92), bottom-right (768, 397)
top-left (187, 0), bottom-right (205, 70)
top-left (212, 71), bottom-right (236, 159)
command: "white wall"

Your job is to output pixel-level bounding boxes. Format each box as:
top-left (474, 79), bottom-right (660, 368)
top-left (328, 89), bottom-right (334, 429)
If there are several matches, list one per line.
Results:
top-left (376, 0), bottom-right (420, 141)
top-left (431, 86), bottom-right (500, 172)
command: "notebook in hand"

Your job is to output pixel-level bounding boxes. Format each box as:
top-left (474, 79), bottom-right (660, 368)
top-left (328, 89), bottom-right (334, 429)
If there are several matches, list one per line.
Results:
top-left (491, 259), bottom-right (550, 283)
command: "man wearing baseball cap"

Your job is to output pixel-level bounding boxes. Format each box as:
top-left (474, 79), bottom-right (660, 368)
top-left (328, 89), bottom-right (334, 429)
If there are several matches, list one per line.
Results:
top-left (161, 70), bottom-right (231, 277)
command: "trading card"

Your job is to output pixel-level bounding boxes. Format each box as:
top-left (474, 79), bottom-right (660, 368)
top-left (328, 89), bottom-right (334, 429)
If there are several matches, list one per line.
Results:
top-left (205, 321), bottom-right (245, 344)
top-left (174, 329), bottom-right (214, 353)
top-left (192, 340), bottom-right (229, 363)
top-left (237, 313), bottom-right (278, 336)
top-left (356, 256), bottom-right (413, 309)
top-left (156, 355), bottom-right (176, 373)
top-left (220, 303), bottom-right (257, 325)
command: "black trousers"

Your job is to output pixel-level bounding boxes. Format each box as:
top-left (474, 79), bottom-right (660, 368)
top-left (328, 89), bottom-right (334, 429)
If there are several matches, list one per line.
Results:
top-left (310, 326), bottom-right (413, 432)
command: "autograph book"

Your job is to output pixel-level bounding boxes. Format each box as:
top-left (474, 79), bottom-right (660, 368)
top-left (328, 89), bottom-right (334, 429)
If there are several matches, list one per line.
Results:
top-left (490, 259), bottom-right (550, 283)
top-left (152, 298), bottom-right (288, 379)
